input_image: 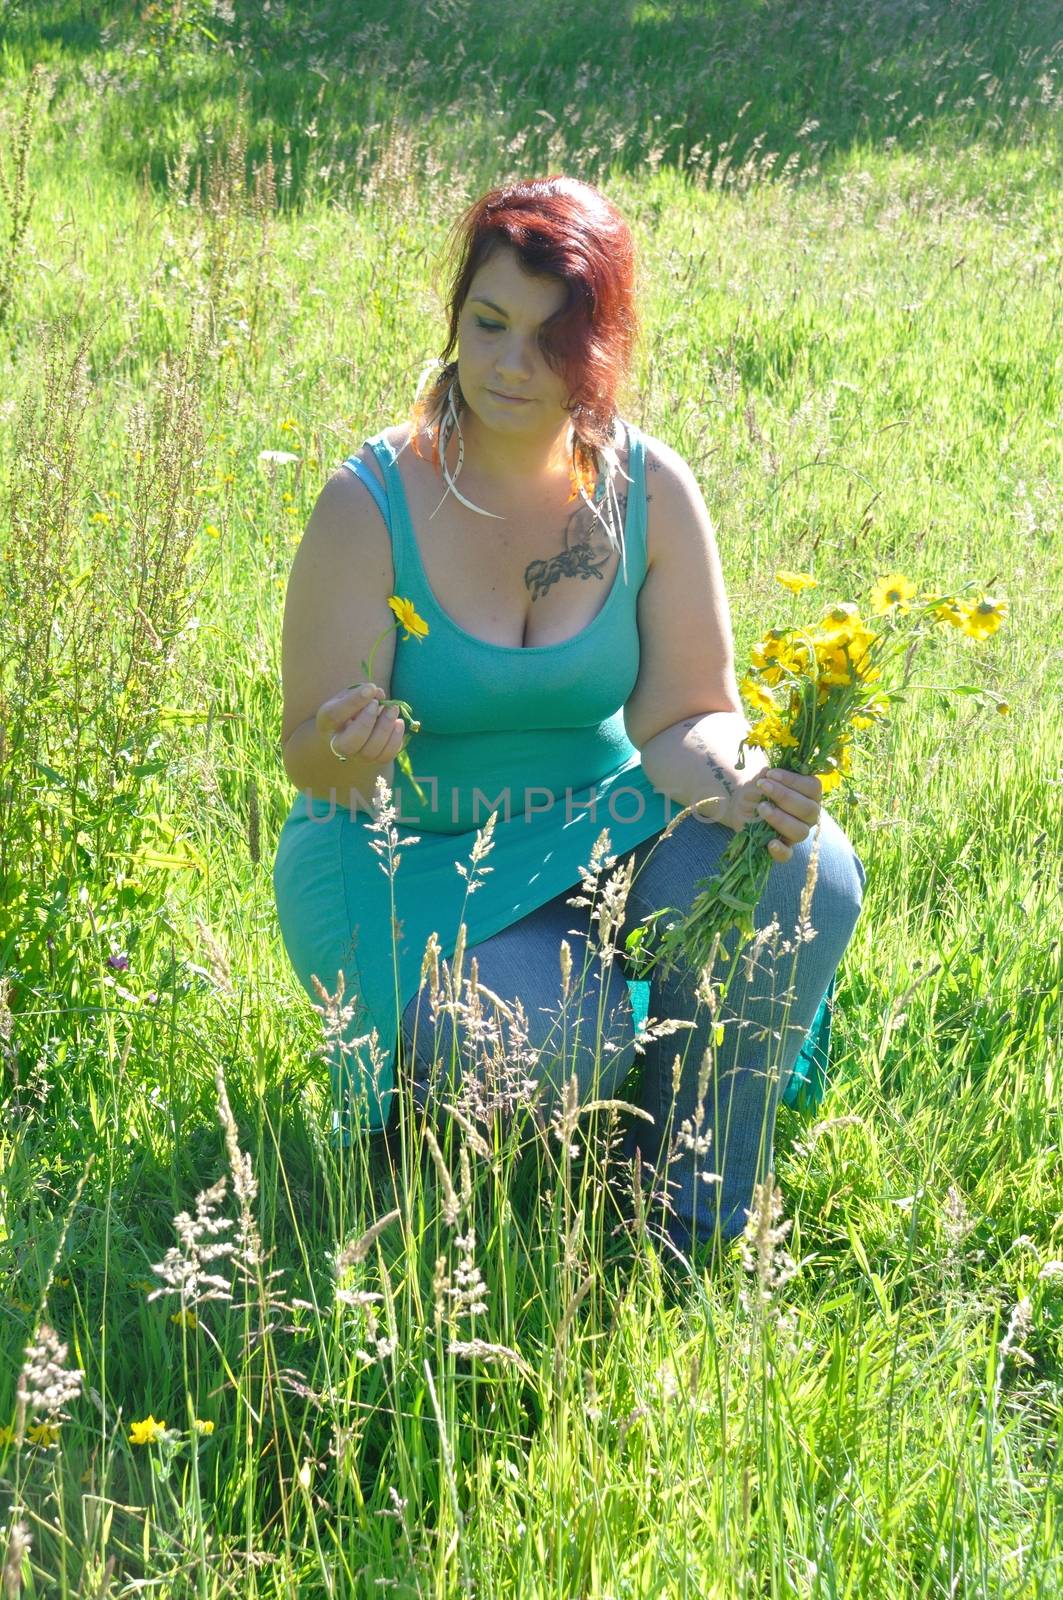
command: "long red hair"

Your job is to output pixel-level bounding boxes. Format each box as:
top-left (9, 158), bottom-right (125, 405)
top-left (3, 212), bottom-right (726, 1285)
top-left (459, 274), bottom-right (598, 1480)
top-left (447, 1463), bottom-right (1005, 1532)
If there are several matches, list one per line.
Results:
top-left (410, 175), bottom-right (640, 511)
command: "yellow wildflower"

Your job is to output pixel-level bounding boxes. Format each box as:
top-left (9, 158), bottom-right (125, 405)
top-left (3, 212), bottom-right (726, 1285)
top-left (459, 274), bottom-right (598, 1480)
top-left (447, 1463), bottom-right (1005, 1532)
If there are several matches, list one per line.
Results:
top-left (170, 1308), bottom-right (198, 1329)
top-left (191, 1418), bottom-right (215, 1435)
top-left (815, 643), bottom-right (854, 688)
top-left (746, 714), bottom-right (798, 753)
top-left (0, 1424), bottom-right (16, 1446)
top-left (739, 675), bottom-right (776, 715)
top-left (926, 596), bottom-right (971, 628)
top-left (961, 596), bottom-right (1008, 640)
top-left (28, 1421), bottom-right (60, 1447)
top-left (869, 573), bottom-right (917, 615)
top-left (997, 701), bottom-right (1009, 715)
top-left (129, 1415), bottom-right (167, 1445)
top-left (204, 524), bottom-right (221, 539)
top-left (387, 595), bottom-right (429, 640)
top-left (817, 602), bottom-right (863, 642)
top-left (774, 570), bottom-right (818, 594)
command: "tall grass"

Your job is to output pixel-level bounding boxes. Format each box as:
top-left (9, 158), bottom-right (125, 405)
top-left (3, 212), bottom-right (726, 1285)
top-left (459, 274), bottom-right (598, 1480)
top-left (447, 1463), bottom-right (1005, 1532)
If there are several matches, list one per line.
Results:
top-left (1, 3), bottom-right (1061, 1594)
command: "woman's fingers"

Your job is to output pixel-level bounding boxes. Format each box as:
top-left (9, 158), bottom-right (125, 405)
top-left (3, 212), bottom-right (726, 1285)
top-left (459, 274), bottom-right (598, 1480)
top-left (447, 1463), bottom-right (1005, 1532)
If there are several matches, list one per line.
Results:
top-left (757, 774), bottom-right (821, 824)
top-left (756, 799), bottom-right (810, 844)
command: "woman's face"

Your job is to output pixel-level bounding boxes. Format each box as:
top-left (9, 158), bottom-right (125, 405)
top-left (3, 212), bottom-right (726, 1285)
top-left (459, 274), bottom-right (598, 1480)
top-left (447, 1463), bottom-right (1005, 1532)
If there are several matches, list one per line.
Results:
top-left (455, 244), bottom-right (572, 438)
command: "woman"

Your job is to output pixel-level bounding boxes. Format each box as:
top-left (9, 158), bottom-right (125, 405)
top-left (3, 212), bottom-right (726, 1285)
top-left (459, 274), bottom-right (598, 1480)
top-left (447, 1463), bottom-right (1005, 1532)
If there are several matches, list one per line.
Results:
top-left (273, 175), bottom-right (865, 1257)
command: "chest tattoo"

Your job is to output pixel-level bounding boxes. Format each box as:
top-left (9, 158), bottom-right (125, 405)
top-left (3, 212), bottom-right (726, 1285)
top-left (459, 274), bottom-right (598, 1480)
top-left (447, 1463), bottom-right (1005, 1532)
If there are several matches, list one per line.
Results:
top-left (523, 486), bottom-right (630, 603)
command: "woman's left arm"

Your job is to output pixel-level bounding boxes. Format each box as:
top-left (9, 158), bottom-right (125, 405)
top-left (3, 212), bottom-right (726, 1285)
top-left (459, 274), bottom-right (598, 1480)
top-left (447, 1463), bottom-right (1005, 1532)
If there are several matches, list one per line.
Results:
top-left (624, 436), bottom-right (823, 863)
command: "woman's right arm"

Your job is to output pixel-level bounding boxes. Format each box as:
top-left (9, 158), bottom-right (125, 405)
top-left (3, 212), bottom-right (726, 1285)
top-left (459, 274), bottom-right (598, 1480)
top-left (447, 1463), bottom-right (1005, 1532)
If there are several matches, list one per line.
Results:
top-left (280, 464), bottom-right (404, 815)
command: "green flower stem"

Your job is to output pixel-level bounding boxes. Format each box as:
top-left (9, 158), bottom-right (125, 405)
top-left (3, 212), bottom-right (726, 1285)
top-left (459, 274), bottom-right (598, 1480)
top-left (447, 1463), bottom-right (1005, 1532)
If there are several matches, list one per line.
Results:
top-left (623, 816), bottom-right (777, 986)
top-left (351, 626), bottom-right (428, 806)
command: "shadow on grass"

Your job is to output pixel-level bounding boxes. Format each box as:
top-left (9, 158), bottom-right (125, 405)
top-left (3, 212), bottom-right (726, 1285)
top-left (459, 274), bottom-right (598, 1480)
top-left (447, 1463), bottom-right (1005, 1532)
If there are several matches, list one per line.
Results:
top-left (6, 0), bottom-right (1062, 208)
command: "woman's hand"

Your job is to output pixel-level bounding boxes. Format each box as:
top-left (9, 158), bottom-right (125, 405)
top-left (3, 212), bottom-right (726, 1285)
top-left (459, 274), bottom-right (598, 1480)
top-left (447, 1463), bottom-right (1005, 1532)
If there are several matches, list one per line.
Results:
top-left (726, 768), bottom-right (824, 863)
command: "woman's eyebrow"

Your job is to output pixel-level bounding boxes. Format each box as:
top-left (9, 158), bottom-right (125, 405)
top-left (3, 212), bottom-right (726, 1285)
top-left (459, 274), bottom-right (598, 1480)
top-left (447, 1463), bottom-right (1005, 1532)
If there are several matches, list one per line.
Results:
top-left (468, 297), bottom-right (509, 317)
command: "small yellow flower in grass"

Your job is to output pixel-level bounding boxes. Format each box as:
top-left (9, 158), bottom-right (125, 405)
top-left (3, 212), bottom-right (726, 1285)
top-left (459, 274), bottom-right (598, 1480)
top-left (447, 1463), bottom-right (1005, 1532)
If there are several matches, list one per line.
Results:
top-left (170, 1308), bottom-right (198, 1329)
top-left (204, 524), bottom-right (221, 539)
top-left (870, 573), bottom-right (917, 615)
top-left (997, 701), bottom-right (1010, 715)
top-left (129, 1415), bottom-right (167, 1445)
top-left (90, 511), bottom-right (112, 525)
top-left (962, 596), bottom-right (1008, 640)
top-left (387, 595), bottom-right (429, 641)
top-left (27, 1421), bottom-right (60, 1448)
top-left (191, 1418), bottom-right (215, 1436)
top-left (0, 1424), bottom-right (16, 1446)
top-left (774, 570), bottom-right (817, 594)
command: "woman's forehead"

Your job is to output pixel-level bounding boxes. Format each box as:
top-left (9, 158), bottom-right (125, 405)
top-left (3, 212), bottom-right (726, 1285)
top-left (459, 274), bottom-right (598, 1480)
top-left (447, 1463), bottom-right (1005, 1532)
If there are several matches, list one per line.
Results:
top-left (467, 247), bottom-right (566, 318)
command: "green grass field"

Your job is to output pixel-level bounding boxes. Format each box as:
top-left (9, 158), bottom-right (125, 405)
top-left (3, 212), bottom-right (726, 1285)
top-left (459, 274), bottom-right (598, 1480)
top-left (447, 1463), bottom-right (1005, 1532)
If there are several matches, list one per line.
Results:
top-left (1, 3), bottom-right (1061, 1594)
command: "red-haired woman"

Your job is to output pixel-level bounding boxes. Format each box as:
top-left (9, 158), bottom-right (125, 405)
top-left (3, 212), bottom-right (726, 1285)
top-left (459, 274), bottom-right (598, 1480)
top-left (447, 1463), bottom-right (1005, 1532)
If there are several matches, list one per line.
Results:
top-left (274, 175), bottom-right (865, 1261)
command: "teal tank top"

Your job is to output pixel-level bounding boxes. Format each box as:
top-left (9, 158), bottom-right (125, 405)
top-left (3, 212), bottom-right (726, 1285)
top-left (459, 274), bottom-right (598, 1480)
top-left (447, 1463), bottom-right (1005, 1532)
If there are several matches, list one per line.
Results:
top-left (273, 419), bottom-right (676, 1133)
top-left (272, 419), bottom-right (835, 1134)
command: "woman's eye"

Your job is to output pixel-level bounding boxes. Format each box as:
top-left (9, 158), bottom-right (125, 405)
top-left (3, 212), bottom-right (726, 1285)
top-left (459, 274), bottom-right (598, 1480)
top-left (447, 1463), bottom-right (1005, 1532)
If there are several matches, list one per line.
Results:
top-left (475, 319), bottom-right (504, 332)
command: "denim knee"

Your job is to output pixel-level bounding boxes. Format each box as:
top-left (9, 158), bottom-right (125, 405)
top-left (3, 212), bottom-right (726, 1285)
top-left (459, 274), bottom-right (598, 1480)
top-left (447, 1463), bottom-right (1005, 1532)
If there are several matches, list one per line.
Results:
top-left (796, 810), bottom-right (865, 943)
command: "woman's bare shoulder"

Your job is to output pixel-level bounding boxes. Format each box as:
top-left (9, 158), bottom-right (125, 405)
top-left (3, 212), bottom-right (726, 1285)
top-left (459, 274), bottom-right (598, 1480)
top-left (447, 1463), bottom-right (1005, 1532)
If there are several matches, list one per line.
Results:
top-left (635, 427), bottom-right (689, 482)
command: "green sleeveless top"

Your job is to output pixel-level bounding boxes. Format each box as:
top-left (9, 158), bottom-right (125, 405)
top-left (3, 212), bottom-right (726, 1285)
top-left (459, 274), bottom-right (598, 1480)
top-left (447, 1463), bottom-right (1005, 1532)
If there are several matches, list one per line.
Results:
top-left (273, 419), bottom-right (834, 1135)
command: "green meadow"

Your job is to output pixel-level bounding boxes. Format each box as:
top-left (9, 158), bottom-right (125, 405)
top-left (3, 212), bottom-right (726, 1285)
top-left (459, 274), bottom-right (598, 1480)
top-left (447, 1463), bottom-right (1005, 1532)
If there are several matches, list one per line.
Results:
top-left (1, 1), bottom-right (1061, 1593)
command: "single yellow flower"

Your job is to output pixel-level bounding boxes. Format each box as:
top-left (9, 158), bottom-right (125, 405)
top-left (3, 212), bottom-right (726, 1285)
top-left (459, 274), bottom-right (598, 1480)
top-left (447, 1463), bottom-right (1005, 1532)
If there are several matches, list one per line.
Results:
top-left (817, 767), bottom-right (844, 795)
top-left (129, 1415), bottom-right (167, 1445)
top-left (774, 570), bottom-right (818, 594)
top-left (961, 596), bottom-right (1008, 639)
top-left (0, 1424), bottom-right (16, 1446)
top-left (739, 676), bottom-right (776, 715)
top-left (817, 602), bottom-right (863, 642)
top-left (204, 524), bottom-right (221, 539)
top-left (191, 1418), bottom-right (215, 1435)
top-left (28, 1421), bottom-right (60, 1448)
top-left (170, 1308), bottom-right (197, 1329)
top-left (869, 573), bottom-right (917, 615)
top-left (997, 701), bottom-right (1009, 715)
top-left (387, 595), bottom-right (429, 640)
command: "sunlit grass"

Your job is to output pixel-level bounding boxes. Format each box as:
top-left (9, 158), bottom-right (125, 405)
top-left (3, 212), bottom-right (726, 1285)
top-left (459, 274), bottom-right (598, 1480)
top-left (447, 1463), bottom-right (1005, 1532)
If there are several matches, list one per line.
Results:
top-left (0, 4), bottom-right (1061, 1595)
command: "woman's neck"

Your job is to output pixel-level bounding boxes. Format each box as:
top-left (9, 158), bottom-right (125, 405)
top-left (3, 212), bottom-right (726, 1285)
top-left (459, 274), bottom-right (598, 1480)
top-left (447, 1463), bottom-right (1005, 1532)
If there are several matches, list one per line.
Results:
top-left (449, 404), bottom-right (573, 492)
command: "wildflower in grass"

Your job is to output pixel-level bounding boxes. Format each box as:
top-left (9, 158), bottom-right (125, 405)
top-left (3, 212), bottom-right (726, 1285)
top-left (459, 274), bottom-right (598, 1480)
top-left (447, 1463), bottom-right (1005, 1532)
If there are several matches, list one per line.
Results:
top-left (869, 572), bottom-right (917, 614)
top-left (191, 1417), bottom-right (214, 1435)
top-left (774, 569), bottom-right (817, 594)
top-left (962, 595), bottom-right (1008, 639)
top-left (106, 951), bottom-right (129, 971)
top-left (27, 1421), bottom-right (59, 1447)
top-left (128, 1415), bottom-right (167, 1445)
top-left (923, 593), bottom-right (970, 627)
top-left (204, 522), bottom-right (221, 538)
top-left (0, 1425), bottom-right (15, 1446)
top-left (170, 1308), bottom-right (198, 1329)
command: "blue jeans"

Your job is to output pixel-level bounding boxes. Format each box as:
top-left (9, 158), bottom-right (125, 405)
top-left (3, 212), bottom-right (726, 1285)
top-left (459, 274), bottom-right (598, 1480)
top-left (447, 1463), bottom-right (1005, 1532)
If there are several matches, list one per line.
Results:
top-left (398, 808), bottom-right (866, 1248)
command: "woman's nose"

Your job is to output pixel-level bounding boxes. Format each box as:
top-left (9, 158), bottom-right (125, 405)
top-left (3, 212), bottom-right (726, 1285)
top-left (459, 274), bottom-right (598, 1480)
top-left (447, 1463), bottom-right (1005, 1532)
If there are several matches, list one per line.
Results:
top-left (495, 334), bottom-right (535, 379)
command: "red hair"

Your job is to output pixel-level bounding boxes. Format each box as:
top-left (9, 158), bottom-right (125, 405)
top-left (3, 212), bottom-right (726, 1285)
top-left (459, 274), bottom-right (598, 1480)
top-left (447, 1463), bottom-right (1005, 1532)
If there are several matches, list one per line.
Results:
top-left (410, 175), bottom-right (640, 504)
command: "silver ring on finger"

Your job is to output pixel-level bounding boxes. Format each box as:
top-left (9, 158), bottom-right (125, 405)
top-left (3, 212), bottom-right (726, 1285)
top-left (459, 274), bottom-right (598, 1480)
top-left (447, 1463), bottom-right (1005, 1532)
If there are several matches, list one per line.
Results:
top-left (329, 732), bottom-right (348, 763)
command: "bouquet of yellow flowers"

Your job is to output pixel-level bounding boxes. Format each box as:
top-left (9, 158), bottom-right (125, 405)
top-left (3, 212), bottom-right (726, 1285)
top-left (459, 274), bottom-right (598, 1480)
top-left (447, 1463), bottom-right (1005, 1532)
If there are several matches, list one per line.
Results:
top-left (623, 571), bottom-right (1008, 988)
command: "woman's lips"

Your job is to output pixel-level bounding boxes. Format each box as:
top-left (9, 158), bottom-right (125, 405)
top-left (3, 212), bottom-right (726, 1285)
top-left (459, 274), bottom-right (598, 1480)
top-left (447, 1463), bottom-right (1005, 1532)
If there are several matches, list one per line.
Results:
top-left (489, 390), bottom-right (533, 404)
